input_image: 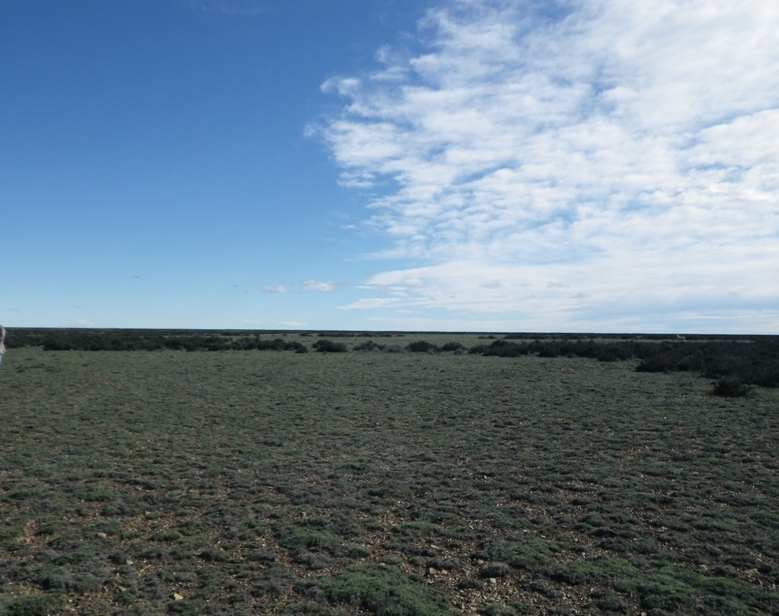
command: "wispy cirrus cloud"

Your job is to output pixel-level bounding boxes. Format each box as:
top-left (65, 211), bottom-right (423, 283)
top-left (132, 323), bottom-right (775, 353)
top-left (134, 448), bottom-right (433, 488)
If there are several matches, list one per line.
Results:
top-left (261, 284), bottom-right (287, 294)
top-left (303, 280), bottom-right (340, 293)
top-left (316, 0), bottom-right (779, 332)
top-left (184, 0), bottom-right (269, 17)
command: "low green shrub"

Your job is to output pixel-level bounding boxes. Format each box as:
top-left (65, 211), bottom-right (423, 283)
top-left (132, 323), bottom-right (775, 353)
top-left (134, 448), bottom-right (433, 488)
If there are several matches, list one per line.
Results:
top-left (480, 538), bottom-right (560, 570)
top-left (393, 521), bottom-right (444, 535)
top-left (479, 562), bottom-right (510, 578)
top-left (481, 603), bottom-right (516, 616)
top-left (427, 557), bottom-right (460, 571)
top-left (712, 377), bottom-right (751, 397)
top-left (298, 565), bottom-right (451, 616)
top-left (545, 557), bottom-right (634, 586)
top-left (2, 593), bottom-right (63, 616)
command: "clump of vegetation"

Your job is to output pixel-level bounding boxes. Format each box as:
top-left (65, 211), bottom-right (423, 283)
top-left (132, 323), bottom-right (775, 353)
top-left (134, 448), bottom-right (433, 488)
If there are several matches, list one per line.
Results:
top-left (481, 603), bottom-right (516, 616)
top-left (1, 593), bottom-right (63, 616)
top-left (441, 342), bottom-right (466, 353)
top-left (712, 377), bottom-right (751, 397)
top-left (298, 565), bottom-right (451, 616)
top-left (406, 341), bottom-right (439, 353)
top-left (479, 562), bottom-right (510, 578)
top-left (313, 339), bottom-right (348, 353)
top-left (479, 538), bottom-right (560, 570)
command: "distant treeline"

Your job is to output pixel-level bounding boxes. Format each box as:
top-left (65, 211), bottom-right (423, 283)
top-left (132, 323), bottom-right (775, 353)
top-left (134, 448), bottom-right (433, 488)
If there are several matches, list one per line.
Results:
top-left (468, 337), bottom-right (779, 392)
top-left (5, 328), bottom-right (778, 395)
top-left (4, 329), bottom-right (308, 353)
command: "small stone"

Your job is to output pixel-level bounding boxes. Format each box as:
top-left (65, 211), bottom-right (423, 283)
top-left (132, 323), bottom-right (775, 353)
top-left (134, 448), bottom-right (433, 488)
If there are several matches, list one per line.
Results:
top-left (173, 593), bottom-right (184, 601)
top-left (488, 578), bottom-right (497, 585)
top-left (126, 559), bottom-right (134, 565)
top-left (96, 532), bottom-right (108, 539)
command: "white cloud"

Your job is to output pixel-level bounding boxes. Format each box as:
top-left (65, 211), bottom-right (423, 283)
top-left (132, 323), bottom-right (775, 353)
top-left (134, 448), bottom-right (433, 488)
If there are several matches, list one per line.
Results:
top-left (261, 284), bottom-right (287, 294)
top-left (316, 0), bottom-right (779, 332)
top-left (303, 280), bottom-right (339, 293)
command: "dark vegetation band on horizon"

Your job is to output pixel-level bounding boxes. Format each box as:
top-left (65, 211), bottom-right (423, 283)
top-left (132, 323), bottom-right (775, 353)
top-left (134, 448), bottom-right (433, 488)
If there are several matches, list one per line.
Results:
top-left (5, 328), bottom-right (779, 397)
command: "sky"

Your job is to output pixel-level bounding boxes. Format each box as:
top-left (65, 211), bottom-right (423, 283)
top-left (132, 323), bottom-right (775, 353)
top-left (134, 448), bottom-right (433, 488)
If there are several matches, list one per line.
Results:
top-left (2, 0), bottom-right (778, 333)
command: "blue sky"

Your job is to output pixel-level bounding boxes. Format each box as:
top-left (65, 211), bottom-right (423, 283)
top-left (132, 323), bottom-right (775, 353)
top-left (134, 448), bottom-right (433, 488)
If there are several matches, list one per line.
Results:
top-left (2, 0), bottom-right (778, 333)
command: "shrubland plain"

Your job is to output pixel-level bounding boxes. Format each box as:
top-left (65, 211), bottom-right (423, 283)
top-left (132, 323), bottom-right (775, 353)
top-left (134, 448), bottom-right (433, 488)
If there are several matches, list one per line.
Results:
top-left (0, 330), bottom-right (777, 615)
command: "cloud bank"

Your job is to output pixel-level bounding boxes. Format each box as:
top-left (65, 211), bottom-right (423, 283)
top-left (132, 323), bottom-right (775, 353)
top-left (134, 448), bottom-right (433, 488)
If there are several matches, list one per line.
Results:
top-left (317, 0), bottom-right (779, 332)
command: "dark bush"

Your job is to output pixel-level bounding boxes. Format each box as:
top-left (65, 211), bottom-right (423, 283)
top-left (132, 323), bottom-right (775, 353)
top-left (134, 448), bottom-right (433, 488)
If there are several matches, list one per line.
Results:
top-left (470, 340), bottom-right (524, 357)
top-left (406, 341), bottom-right (439, 353)
top-left (441, 342), bottom-right (466, 352)
top-left (712, 378), bottom-right (751, 398)
top-left (38, 570), bottom-right (102, 593)
top-left (235, 337), bottom-right (297, 351)
top-left (313, 339), bottom-right (348, 353)
top-left (427, 557), bottom-right (460, 571)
